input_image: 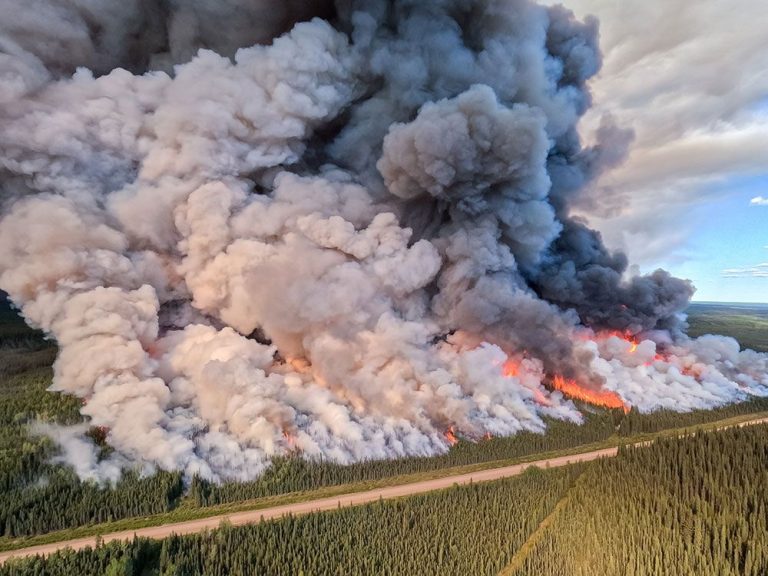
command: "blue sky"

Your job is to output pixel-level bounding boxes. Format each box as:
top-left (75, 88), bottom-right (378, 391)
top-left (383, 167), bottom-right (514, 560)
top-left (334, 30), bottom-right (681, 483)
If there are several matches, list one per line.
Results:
top-left (665, 175), bottom-right (768, 303)
top-left (554, 0), bottom-right (768, 304)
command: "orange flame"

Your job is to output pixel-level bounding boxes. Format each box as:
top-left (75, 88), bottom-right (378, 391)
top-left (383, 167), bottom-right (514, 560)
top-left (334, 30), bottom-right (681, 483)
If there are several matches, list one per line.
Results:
top-left (282, 429), bottom-right (298, 450)
top-left (680, 365), bottom-right (701, 379)
top-left (143, 341), bottom-right (161, 358)
top-left (552, 375), bottom-right (629, 414)
top-left (501, 358), bottom-right (551, 406)
top-left (286, 356), bottom-right (312, 374)
top-left (444, 426), bottom-right (459, 446)
top-left (644, 353), bottom-right (666, 366)
top-left (502, 359), bottom-right (520, 378)
top-left (483, 431), bottom-right (493, 441)
top-left (87, 425), bottom-right (110, 445)
top-left (602, 330), bottom-right (640, 353)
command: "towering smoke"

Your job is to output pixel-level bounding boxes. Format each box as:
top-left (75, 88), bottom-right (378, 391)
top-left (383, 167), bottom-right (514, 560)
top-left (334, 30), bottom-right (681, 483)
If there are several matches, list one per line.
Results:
top-left (1, 0), bottom-right (766, 482)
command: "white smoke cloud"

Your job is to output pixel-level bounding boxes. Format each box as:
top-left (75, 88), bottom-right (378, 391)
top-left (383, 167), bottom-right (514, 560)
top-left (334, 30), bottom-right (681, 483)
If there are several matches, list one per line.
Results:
top-left (31, 423), bottom-right (126, 483)
top-left (0, 0), bottom-right (766, 483)
top-left (589, 334), bottom-right (768, 413)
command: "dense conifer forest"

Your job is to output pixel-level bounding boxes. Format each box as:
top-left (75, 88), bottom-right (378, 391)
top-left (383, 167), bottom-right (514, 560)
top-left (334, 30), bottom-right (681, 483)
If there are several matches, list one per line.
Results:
top-left (1, 294), bottom-right (767, 541)
top-left (512, 425), bottom-right (768, 576)
top-left (4, 425), bottom-right (766, 575)
top-left (0, 299), bottom-right (184, 538)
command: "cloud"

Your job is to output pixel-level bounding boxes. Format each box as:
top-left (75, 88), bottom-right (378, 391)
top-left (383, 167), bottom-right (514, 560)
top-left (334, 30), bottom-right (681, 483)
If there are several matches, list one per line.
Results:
top-left (750, 196), bottom-right (768, 206)
top-left (722, 263), bottom-right (768, 278)
top-left (545, 0), bottom-right (768, 266)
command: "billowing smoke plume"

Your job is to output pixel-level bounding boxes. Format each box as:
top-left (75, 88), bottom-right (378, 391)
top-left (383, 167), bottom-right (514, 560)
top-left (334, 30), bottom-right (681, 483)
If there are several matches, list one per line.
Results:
top-left (1, 0), bottom-right (766, 482)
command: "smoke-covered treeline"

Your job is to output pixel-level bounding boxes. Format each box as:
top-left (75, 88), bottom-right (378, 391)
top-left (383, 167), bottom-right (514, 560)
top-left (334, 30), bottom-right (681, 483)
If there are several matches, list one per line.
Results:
top-left (0, 0), bottom-right (766, 482)
top-left (2, 293), bottom-right (766, 540)
top-left (190, 396), bottom-right (768, 507)
top-left (4, 426), bottom-right (767, 576)
top-left (0, 326), bottom-right (183, 538)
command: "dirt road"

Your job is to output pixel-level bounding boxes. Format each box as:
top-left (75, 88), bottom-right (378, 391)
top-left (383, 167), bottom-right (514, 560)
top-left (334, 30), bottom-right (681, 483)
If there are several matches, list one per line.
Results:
top-left (0, 447), bottom-right (617, 564)
top-left (2, 416), bottom-right (766, 565)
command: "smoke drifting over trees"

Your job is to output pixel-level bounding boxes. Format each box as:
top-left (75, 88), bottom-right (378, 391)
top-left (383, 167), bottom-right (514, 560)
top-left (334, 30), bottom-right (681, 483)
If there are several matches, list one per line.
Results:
top-left (0, 0), bottom-right (766, 482)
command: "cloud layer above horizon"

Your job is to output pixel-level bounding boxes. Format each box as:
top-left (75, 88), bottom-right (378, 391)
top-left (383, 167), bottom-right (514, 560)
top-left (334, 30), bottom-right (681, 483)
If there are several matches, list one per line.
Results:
top-left (548, 0), bottom-right (768, 273)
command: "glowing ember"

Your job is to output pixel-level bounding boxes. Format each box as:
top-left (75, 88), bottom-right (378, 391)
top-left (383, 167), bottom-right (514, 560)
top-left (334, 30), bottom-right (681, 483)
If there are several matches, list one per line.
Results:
top-left (552, 375), bottom-right (630, 414)
top-left (444, 426), bottom-right (459, 446)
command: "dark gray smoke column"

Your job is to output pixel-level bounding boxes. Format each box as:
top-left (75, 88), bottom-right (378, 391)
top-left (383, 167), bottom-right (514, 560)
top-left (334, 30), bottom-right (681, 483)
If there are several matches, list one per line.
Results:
top-left (331, 0), bottom-right (693, 364)
top-left (0, 0), bottom-right (763, 482)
